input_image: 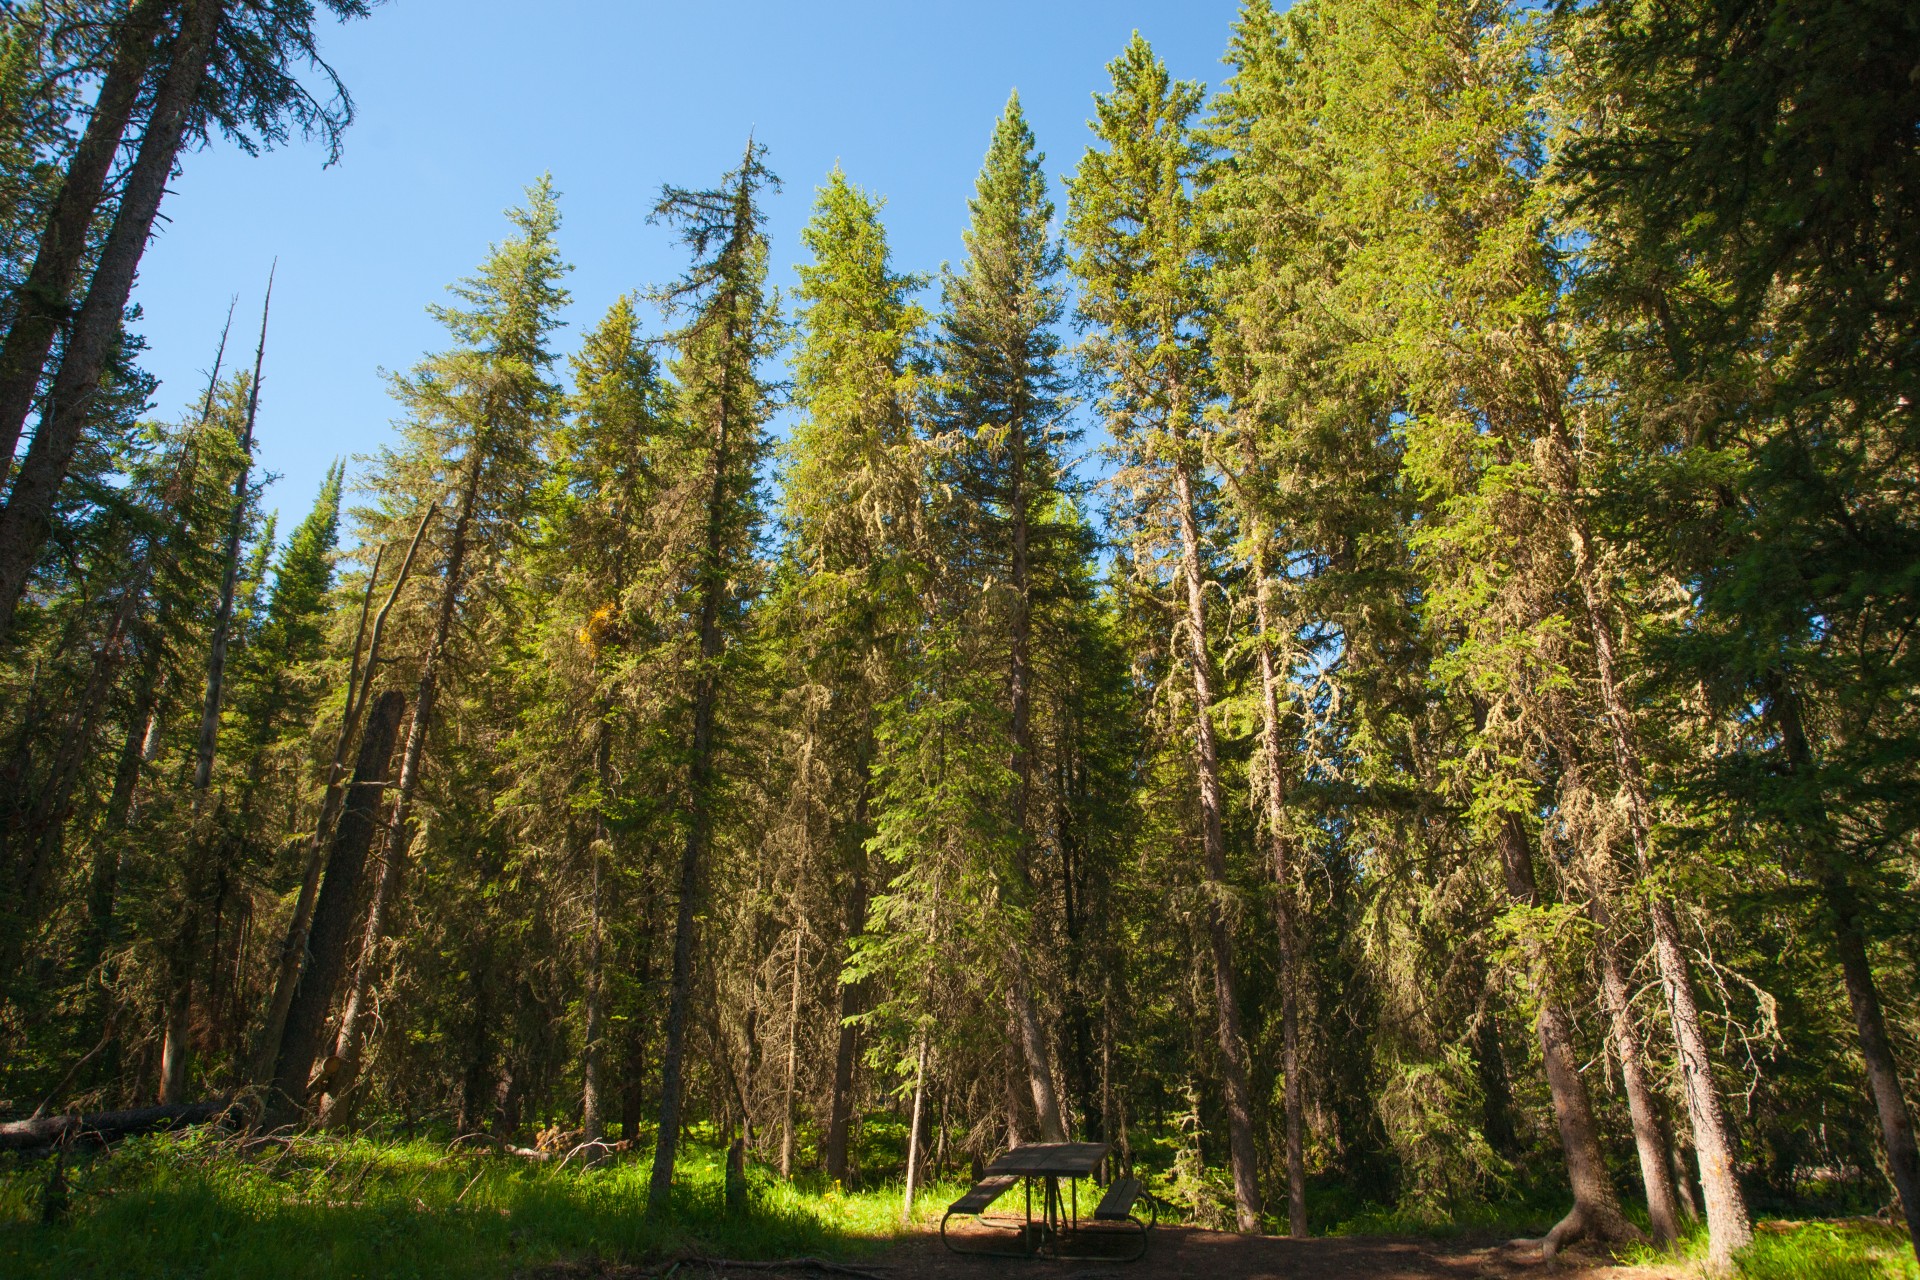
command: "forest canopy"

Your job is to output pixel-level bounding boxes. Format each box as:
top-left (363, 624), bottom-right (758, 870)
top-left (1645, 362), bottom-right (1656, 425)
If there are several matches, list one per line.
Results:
top-left (1, 1), bottom-right (1916, 1276)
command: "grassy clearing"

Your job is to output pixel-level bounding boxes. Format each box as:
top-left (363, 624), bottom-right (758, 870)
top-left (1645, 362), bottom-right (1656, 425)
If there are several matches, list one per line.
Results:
top-left (5, 1131), bottom-right (1912, 1278)
top-left (0, 1131), bottom-right (962, 1280)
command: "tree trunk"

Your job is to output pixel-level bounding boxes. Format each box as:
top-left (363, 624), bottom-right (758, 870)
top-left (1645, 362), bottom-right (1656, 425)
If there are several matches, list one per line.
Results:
top-left (324, 457), bottom-right (484, 1124)
top-left (1590, 892), bottom-right (1684, 1248)
top-left (649, 299), bottom-right (743, 1208)
top-left (779, 927), bottom-right (801, 1178)
top-left (1494, 813), bottom-right (1641, 1255)
top-left (581, 830), bottom-right (606, 1141)
top-left (191, 279), bottom-right (272, 793)
top-left (1172, 461), bottom-right (1261, 1232)
top-left (825, 767), bottom-right (871, 1182)
top-left (158, 978), bottom-right (192, 1104)
top-left (1252, 541), bottom-right (1308, 1237)
top-left (903, 1030), bottom-right (930, 1222)
top-left (0, 0), bottom-right (227, 644)
top-left (1544, 412), bottom-right (1753, 1273)
top-left (1003, 415), bottom-right (1067, 1144)
top-left (268, 689), bottom-right (404, 1114)
top-left (1765, 684), bottom-right (1920, 1259)
top-left (0, 0), bottom-right (165, 485)
top-left (250, 525), bottom-right (413, 1085)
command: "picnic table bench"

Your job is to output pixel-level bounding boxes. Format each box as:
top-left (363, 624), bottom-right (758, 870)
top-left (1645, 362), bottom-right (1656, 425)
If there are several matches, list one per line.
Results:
top-left (939, 1141), bottom-right (1155, 1260)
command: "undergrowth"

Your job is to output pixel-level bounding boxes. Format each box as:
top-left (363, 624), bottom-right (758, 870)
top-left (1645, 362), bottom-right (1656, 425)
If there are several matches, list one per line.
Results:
top-left (0, 1130), bottom-right (960, 1280)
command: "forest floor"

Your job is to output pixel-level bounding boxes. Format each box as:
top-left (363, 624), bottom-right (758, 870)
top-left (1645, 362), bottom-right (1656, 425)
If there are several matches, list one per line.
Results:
top-left (2, 1130), bottom-right (1911, 1279)
top-left (530, 1226), bottom-right (1687, 1280)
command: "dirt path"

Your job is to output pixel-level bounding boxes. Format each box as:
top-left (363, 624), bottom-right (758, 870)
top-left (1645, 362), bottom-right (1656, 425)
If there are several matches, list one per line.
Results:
top-left (529, 1226), bottom-right (1688, 1280)
top-left (881, 1226), bottom-right (1686, 1280)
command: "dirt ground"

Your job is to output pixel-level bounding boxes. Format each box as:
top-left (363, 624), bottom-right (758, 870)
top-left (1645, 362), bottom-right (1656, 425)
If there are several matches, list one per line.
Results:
top-left (880, 1225), bottom-right (1686, 1280)
top-left (530, 1224), bottom-right (1690, 1280)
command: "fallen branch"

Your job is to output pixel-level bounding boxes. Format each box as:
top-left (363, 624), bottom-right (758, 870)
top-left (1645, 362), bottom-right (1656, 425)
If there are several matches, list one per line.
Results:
top-left (0, 1099), bottom-right (233, 1152)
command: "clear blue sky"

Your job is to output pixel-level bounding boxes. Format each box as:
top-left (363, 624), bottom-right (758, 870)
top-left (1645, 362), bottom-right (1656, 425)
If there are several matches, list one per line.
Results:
top-left (130, 0), bottom-right (1251, 527)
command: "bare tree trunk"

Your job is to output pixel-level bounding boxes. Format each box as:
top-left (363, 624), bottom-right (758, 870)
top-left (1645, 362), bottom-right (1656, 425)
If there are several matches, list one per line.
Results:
top-left (0, 0), bottom-right (227, 644)
top-left (191, 276), bottom-right (272, 794)
top-left (1589, 892), bottom-right (1684, 1248)
top-left (0, 0), bottom-right (166, 484)
top-left (250, 517), bottom-right (420, 1084)
top-left (578, 709), bottom-right (617, 1142)
top-left (1494, 813), bottom-right (1641, 1255)
top-left (903, 1030), bottom-right (930, 1222)
top-left (1172, 462), bottom-right (1261, 1232)
top-left (779, 927), bottom-right (801, 1178)
top-left (1252, 542), bottom-right (1307, 1237)
top-left (158, 972), bottom-right (192, 1104)
top-left (268, 689), bottom-right (404, 1114)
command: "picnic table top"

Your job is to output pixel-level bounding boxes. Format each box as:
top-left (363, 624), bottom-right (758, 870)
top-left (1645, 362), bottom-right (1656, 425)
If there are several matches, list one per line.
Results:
top-left (983, 1141), bottom-right (1108, 1177)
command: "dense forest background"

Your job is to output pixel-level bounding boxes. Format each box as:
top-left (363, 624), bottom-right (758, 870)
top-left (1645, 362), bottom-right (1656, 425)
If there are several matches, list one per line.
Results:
top-left (1, 0), bottom-right (1916, 1274)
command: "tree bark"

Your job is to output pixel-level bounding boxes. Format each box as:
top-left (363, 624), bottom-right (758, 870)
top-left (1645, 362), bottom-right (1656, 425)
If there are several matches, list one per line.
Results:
top-left (0, 1099), bottom-right (229, 1152)
top-left (250, 524), bottom-right (412, 1085)
top-left (779, 926), bottom-right (801, 1178)
top-left (903, 1030), bottom-right (930, 1221)
top-left (1252, 540), bottom-right (1307, 1237)
top-left (1494, 813), bottom-right (1641, 1255)
top-left (0, 0), bottom-right (166, 486)
top-left (267, 689), bottom-right (404, 1114)
top-left (825, 753), bottom-right (872, 1182)
top-left (650, 230), bottom-right (749, 1204)
top-left (0, 0), bottom-right (227, 645)
top-left (1542, 407), bottom-right (1753, 1273)
top-left (1172, 461), bottom-right (1261, 1232)
top-left (1589, 892), bottom-right (1684, 1248)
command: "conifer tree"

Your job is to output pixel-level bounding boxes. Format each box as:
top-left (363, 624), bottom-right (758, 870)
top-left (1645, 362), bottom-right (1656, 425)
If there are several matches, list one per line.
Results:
top-left (778, 168), bottom-right (926, 1181)
top-left (927, 93), bottom-right (1079, 1146)
top-left (323, 178), bottom-right (571, 1119)
top-left (645, 140), bottom-right (780, 1208)
top-left (1067, 35), bottom-right (1262, 1232)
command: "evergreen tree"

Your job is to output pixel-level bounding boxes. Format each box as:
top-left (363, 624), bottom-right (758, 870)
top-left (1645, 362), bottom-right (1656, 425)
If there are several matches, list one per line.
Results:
top-left (1067, 34), bottom-right (1263, 1233)
top-left (645, 139), bottom-right (780, 1208)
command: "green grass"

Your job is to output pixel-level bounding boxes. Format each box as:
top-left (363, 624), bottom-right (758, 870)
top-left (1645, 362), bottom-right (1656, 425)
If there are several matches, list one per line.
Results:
top-left (1734, 1221), bottom-right (1917, 1280)
top-left (1615, 1217), bottom-right (1917, 1279)
top-left (0, 1131), bottom-right (960, 1280)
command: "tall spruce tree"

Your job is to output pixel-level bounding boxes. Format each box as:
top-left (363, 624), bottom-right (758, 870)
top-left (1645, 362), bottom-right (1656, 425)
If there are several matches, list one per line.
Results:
top-left (928, 92), bottom-right (1076, 1145)
top-left (645, 140), bottom-right (780, 1209)
top-left (1067, 35), bottom-right (1263, 1232)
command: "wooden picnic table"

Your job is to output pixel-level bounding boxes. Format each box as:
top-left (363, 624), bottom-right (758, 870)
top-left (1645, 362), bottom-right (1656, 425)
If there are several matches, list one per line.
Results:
top-left (941, 1140), bottom-right (1151, 1259)
top-left (985, 1140), bottom-right (1107, 1242)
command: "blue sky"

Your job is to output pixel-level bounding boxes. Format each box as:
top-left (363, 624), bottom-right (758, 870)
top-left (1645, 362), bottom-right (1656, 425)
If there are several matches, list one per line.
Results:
top-left (130, 0), bottom-right (1250, 527)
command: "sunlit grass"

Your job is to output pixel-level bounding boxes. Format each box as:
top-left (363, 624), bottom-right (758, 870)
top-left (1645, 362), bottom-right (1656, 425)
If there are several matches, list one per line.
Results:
top-left (0, 1130), bottom-right (964, 1280)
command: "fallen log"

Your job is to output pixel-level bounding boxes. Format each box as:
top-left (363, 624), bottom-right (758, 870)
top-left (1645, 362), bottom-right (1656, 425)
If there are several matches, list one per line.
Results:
top-left (0, 1099), bottom-right (232, 1152)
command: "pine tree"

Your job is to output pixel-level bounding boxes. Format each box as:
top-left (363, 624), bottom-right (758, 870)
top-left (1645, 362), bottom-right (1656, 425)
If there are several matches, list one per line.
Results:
top-left (923, 92), bottom-right (1079, 1146)
top-left (777, 167), bottom-right (926, 1181)
top-left (1067, 34), bottom-right (1263, 1232)
top-left (322, 177), bottom-right (571, 1120)
top-left (645, 140), bottom-right (780, 1208)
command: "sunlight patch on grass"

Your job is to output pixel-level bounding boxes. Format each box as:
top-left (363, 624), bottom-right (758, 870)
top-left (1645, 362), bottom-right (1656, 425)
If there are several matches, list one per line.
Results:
top-left (0, 1131), bottom-right (946, 1280)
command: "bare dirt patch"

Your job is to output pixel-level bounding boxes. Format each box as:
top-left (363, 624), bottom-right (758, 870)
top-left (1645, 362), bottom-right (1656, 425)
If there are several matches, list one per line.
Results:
top-left (525, 1226), bottom-right (1691, 1280)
